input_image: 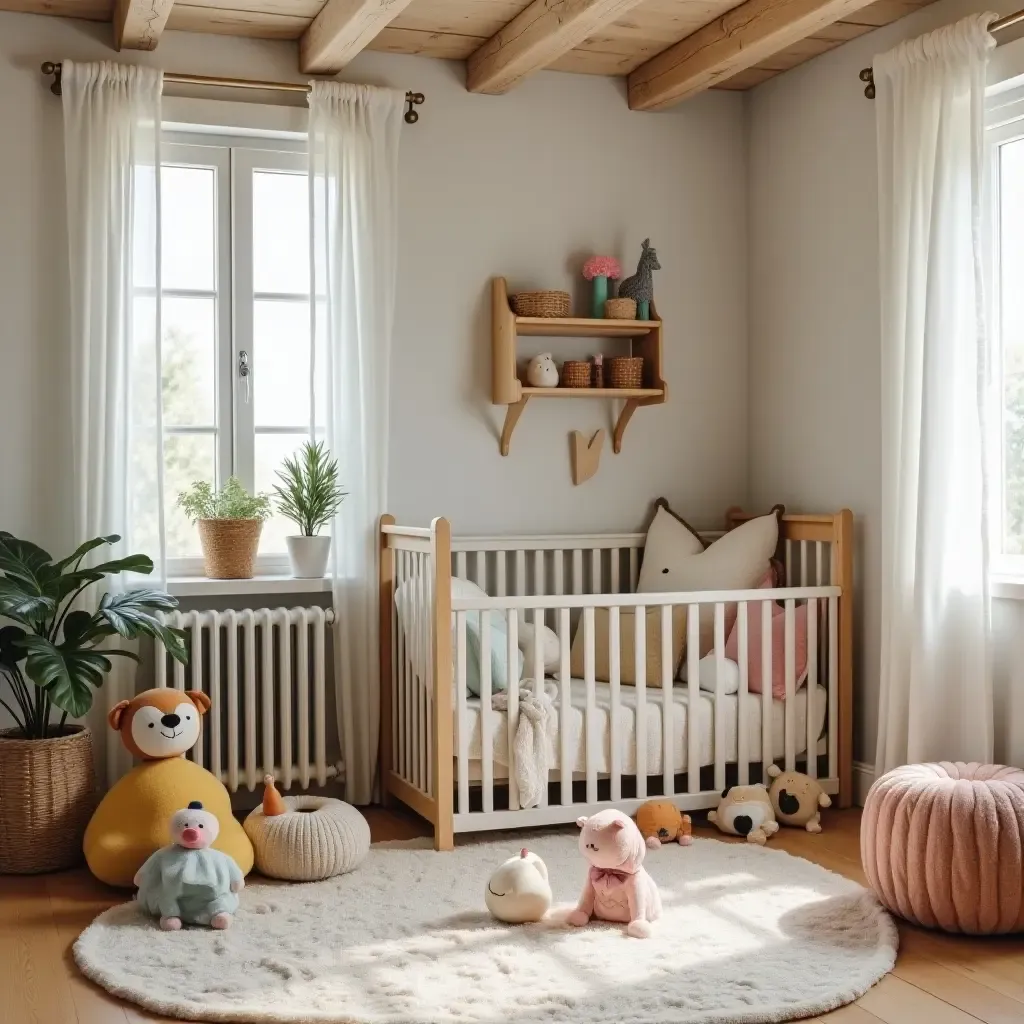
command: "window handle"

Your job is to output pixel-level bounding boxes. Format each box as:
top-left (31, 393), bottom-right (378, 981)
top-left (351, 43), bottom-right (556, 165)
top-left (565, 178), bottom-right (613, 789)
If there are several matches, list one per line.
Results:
top-left (238, 350), bottom-right (251, 404)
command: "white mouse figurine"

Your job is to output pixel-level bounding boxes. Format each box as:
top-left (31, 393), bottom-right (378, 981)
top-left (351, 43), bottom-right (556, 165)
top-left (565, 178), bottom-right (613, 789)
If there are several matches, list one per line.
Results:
top-left (485, 848), bottom-right (552, 923)
top-left (526, 353), bottom-right (559, 388)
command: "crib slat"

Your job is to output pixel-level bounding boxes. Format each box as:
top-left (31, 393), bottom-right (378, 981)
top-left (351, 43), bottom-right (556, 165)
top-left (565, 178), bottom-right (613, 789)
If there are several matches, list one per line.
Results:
top-left (686, 606), bottom-right (699, 792)
top-left (583, 607), bottom-right (598, 804)
top-left (800, 541), bottom-right (808, 587)
top-left (423, 571), bottom-right (433, 797)
top-left (413, 556), bottom-right (423, 793)
top-left (634, 608), bottom-right (647, 799)
top-left (455, 550), bottom-right (467, 581)
top-left (456, 611), bottom-right (469, 814)
top-left (572, 549), bottom-right (583, 595)
top-left (474, 550), bottom-right (486, 591)
top-left (806, 598), bottom-right (818, 780)
top-left (816, 541), bottom-right (824, 587)
top-left (785, 538), bottom-right (793, 583)
top-left (591, 549), bottom-right (601, 594)
top-left (260, 608), bottom-right (274, 780)
top-left (534, 550), bottom-right (545, 600)
top-left (533, 607), bottom-right (546, 808)
top-left (714, 602), bottom-right (727, 793)
top-left (480, 609), bottom-right (494, 814)
top-left (629, 548), bottom-right (639, 590)
top-left (784, 598), bottom-right (796, 772)
top-left (829, 596), bottom-right (838, 781)
top-left (554, 550), bottom-right (564, 598)
top-left (516, 550), bottom-right (527, 596)
top-left (737, 602), bottom-right (749, 784)
top-left (278, 608), bottom-right (291, 789)
top-left (609, 605), bottom-right (622, 802)
top-left (558, 607), bottom-right (571, 806)
top-left (496, 551), bottom-right (507, 597)
top-left (661, 604), bottom-right (673, 797)
top-left (397, 550), bottom-right (408, 784)
top-left (761, 600), bottom-right (772, 782)
top-left (507, 609), bottom-right (520, 811)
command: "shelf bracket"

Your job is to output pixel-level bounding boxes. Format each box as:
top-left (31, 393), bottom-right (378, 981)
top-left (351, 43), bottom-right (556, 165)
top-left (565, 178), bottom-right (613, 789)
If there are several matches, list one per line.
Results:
top-left (500, 397), bottom-right (529, 456)
top-left (612, 398), bottom-right (641, 454)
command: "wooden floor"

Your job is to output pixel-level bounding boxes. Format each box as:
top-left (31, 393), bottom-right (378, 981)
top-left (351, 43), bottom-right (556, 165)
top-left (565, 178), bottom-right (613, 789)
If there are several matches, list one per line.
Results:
top-left (5, 807), bottom-right (1024, 1024)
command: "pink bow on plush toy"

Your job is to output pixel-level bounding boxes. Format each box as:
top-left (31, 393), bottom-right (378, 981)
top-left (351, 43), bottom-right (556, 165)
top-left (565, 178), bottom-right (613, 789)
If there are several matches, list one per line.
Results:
top-left (567, 809), bottom-right (662, 938)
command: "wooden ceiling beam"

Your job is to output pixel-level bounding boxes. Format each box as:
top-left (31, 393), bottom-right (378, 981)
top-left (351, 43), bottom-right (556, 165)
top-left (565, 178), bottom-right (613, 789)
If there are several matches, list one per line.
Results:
top-left (467, 0), bottom-right (647, 95)
top-left (114, 0), bottom-right (175, 50)
top-left (301, 0), bottom-right (419, 74)
top-left (628, 0), bottom-right (878, 111)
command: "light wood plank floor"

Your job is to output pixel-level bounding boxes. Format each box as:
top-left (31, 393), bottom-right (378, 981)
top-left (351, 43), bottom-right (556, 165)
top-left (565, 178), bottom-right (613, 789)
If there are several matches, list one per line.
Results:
top-left (5, 807), bottom-right (1024, 1023)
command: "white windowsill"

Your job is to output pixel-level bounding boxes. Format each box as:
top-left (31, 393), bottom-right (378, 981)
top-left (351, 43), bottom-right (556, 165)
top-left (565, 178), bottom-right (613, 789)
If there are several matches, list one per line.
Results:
top-left (993, 577), bottom-right (1024, 601)
top-left (164, 575), bottom-right (333, 598)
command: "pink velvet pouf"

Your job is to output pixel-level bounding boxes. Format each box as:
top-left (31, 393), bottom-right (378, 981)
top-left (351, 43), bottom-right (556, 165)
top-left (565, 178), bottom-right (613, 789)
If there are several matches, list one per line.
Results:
top-left (862, 762), bottom-right (1024, 934)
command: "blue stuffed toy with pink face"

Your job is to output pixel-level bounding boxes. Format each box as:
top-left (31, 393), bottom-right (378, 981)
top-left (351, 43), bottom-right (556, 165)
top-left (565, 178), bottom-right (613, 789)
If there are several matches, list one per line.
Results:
top-left (134, 801), bottom-right (245, 931)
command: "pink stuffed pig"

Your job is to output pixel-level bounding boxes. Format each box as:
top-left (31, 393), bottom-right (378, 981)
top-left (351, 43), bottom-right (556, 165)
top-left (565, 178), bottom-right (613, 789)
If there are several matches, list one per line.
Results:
top-left (567, 808), bottom-right (662, 938)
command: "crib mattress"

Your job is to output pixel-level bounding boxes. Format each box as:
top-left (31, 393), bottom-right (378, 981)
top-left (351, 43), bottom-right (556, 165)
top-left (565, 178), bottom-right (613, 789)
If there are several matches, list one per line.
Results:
top-left (457, 680), bottom-right (827, 779)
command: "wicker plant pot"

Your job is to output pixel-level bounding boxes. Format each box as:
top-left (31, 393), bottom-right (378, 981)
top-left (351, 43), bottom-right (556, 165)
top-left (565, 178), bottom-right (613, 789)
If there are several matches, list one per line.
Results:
top-left (608, 356), bottom-right (644, 389)
top-left (511, 291), bottom-right (571, 318)
top-left (197, 519), bottom-right (263, 579)
top-left (0, 726), bottom-right (96, 874)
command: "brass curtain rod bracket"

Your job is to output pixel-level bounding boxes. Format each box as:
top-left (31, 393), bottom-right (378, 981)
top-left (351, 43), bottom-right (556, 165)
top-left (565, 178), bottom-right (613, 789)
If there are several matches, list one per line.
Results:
top-left (859, 7), bottom-right (1024, 99)
top-left (41, 61), bottom-right (424, 123)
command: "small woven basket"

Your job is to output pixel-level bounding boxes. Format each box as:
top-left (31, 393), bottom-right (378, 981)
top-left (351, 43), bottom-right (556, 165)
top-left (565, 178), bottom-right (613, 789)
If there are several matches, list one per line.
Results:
top-left (608, 356), bottom-right (644, 389)
top-left (561, 360), bottom-right (591, 388)
top-left (198, 519), bottom-right (264, 579)
top-left (604, 297), bottom-right (637, 320)
top-left (512, 291), bottom-right (571, 318)
top-left (0, 726), bottom-right (96, 874)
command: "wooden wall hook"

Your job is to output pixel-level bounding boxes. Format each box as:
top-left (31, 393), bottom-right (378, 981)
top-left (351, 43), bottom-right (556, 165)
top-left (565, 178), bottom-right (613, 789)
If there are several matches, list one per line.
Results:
top-left (570, 429), bottom-right (605, 485)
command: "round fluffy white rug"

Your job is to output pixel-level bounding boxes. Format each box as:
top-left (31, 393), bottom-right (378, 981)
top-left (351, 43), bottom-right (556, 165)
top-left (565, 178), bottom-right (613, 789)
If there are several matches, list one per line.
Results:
top-left (75, 834), bottom-right (897, 1024)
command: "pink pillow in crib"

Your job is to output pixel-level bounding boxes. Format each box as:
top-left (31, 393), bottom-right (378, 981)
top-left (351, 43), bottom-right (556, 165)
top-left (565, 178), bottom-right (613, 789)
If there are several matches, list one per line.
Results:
top-left (723, 579), bottom-right (808, 698)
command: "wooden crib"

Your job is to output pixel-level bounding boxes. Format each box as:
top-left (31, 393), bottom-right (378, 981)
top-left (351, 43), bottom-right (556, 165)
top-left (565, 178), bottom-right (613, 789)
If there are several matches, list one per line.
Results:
top-left (378, 509), bottom-right (854, 850)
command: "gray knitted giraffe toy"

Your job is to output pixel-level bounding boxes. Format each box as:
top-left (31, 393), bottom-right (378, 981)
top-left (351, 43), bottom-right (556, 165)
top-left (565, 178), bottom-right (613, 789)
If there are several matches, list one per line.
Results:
top-left (618, 239), bottom-right (661, 318)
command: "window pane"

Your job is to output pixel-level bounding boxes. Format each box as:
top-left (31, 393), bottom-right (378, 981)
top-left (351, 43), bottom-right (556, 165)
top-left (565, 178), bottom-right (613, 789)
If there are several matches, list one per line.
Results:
top-left (255, 432), bottom-right (312, 555)
top-left (162, 165), bottom-right (216, 292)
top-left (1002, 139), bottom-right (1024, 555)
top-left (254, 298), bottom-right (314, 427)
top-left (253, 170), bottom-right (309, 295)
top-left (163, 296), bottom-right (216, 427)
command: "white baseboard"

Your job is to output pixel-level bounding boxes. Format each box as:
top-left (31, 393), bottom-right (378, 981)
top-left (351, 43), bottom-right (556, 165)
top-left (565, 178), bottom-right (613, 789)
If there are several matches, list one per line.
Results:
top-left (853, 761), bottom-right (875, 807)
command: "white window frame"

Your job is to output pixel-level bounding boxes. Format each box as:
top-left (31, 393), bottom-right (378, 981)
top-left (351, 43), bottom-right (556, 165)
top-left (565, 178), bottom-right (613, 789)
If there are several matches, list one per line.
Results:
top-left (159, 129), bottom-right (311, 579)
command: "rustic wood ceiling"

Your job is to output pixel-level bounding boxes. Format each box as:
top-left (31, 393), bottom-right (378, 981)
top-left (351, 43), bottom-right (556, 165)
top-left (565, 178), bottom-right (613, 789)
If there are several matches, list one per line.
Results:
top-left (10, 0), bottom-right (936, 108)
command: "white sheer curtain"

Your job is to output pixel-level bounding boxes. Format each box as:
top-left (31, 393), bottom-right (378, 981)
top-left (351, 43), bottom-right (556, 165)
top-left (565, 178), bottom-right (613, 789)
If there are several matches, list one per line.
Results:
top-left (308, 82), bottom-right (404, 804)
top-left (62, 61), bottom-right (164, 785)
top-left (874, 15), bottom-right (996, 775)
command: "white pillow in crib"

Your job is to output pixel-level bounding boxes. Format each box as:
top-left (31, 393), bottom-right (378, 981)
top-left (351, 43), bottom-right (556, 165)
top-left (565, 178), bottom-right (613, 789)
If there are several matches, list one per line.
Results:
top-left (637, 500), bottom-right (782, 655)
top-left (517, 620), bottom-right (561, 674)
top-left (680, 653), bottom-right (740, 694)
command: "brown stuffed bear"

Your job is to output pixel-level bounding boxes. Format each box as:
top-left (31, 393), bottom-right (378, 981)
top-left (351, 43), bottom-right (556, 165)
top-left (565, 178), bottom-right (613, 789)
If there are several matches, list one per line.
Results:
top-left (766, 765), bottom-right (832, 833)
top-left (635, 800), bottom-right (693, 848)
top-left (84, 688), bottom-right (253, 887)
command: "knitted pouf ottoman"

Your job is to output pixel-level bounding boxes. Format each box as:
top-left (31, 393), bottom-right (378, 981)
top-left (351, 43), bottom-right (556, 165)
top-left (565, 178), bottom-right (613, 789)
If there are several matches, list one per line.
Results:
top-left (244, 776), bottom-right (370, 881)
top-left (862, 762), bottom-right (1024, 934)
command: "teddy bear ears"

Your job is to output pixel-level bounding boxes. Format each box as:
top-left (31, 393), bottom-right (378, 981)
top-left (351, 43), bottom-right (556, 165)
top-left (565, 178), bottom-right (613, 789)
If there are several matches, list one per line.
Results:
top-left (107, 700), bottom-right (132, 731)
top-left (186, 689), bottom-right (212, 714)
top-left (576, 816), bottom-right (588, 828)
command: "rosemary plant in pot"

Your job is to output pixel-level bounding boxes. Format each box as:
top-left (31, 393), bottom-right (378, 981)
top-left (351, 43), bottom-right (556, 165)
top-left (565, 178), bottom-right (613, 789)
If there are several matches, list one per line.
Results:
top-left (178, 477), bottom-right (272, 580)
top-left (274, 442), bottom-right (347, 579)
top-left (0, 533), bottom-right (187, 873)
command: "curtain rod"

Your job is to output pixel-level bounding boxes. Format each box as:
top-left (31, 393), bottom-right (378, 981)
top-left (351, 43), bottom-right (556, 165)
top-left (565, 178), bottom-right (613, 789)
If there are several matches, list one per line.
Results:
top-left (40, 61), bottom-right (425, 123)
top-left (859, 8), bottom-right (1024, 97)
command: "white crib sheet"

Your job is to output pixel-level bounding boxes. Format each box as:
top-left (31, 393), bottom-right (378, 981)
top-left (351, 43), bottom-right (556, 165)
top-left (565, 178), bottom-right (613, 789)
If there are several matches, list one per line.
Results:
top-left (457, 680), bottom-right (827, 779)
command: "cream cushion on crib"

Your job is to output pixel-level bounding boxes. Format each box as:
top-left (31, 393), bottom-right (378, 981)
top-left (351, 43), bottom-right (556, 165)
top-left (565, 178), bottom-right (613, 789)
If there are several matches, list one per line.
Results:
top-left (568, 606), bottom-right (686, 685)
top-left (638, 502), bottom-right (781, 656)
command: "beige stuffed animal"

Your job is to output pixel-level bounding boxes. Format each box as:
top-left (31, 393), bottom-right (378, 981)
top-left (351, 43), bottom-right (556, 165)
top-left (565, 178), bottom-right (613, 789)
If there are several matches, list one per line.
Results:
top-left (708, 784), bottom-right (779, 845)
top-left (766, 765), bottom-right (832, 833)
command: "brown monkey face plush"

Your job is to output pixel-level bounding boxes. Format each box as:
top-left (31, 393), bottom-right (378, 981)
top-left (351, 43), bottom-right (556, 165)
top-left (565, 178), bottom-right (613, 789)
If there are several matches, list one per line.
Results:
top-left (108, 687), bottom-right (211, 760)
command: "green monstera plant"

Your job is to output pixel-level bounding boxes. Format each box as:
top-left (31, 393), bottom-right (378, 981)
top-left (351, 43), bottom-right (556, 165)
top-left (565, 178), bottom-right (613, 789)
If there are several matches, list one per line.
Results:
top-left (0, 533), bottom-right (188, 739)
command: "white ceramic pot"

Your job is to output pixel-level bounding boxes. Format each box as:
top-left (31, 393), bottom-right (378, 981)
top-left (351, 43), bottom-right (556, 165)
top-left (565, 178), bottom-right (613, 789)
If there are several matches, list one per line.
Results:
top-left (286, 535), bottom-right (332, 579)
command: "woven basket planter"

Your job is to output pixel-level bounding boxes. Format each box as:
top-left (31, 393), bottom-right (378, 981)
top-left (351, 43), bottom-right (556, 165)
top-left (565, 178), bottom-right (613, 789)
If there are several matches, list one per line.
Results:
top-left (561, 360), bottom-right (591, 388)
top-left (197, 519), bottom-right (263, 579)
top-left (608, 356), bottom-right (644, 389)
top-left (604, 297), bottom-right (637, 320)
top-left (0, 726), bottom-right (96, 874)
top-left (511, 291), bottom-right (570, 318)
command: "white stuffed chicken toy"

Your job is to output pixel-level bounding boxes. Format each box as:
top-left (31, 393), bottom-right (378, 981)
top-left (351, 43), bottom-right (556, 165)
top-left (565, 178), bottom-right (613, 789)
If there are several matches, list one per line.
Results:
top-left (526, 353), bottom-right (559, 388)
top-left (485, 848), bottom-right (553, 923)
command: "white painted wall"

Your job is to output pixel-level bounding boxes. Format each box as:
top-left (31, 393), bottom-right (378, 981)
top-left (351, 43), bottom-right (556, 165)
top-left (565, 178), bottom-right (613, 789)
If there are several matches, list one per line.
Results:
top-left (0, 12), bottom-right (748, 770)
top-left (747, 0), bottom-right (1024, 770)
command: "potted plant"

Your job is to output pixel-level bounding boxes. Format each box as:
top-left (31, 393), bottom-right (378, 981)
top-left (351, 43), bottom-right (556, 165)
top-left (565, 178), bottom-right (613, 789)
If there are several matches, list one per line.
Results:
top-left (274, 441), bottom-right (347, 579)
top-left (178, 477), bottom-right (272, 580)
top-left (0, 533), bottom-right (187, 874)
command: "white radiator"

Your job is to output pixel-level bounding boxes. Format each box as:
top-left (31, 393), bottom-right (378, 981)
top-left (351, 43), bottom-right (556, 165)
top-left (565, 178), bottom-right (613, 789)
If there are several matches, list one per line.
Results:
top-left (156, 607), bottom-right (337, 793)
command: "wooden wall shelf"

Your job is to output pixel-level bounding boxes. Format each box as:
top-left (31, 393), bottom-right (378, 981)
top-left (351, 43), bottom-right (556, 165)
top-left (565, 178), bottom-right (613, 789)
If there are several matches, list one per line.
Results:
top-left (491, 277), bottom-right (666, 456)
